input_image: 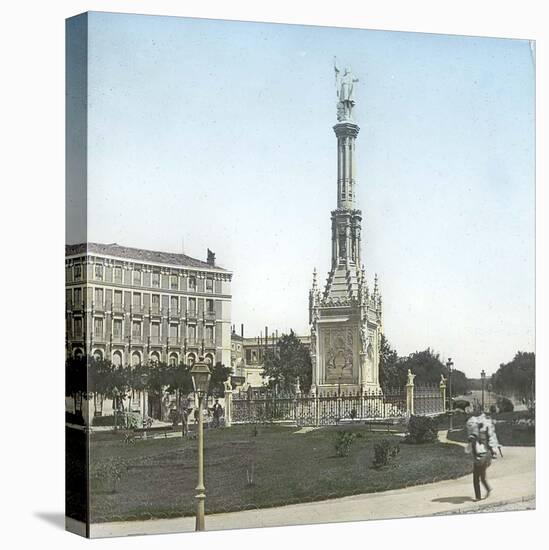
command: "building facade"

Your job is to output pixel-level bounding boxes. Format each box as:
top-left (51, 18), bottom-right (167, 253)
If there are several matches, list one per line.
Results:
top-left (309, 65), bottom-right (383, 394)
top-left (65, 242), bottom-right (232, 369)
top-left (230, 325), bottom-right (310, 389)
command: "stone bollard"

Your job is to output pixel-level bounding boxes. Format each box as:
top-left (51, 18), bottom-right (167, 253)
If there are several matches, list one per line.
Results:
top-left (224, 380), bottom-right (233, 427)
top-left (440, 378), bottom-right (447, 413)
top-left (406, 369), bottom-right (415, 417)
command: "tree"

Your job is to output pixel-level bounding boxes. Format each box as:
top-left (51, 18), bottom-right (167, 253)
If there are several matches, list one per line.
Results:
top-left (378, 335), bottom-right (403, 389)
top-left (209, 362), bottom-right (232, 397)
top-left (492, 351), bottom-right (535, 404)
top-left (262, 330), bottom-right (312, 393)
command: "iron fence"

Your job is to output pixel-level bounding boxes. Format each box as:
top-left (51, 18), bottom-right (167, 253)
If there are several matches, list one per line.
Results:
top-left (413, 384), bottom-right (444, 416)
top-left (231, 387), bottom-right (410, 426)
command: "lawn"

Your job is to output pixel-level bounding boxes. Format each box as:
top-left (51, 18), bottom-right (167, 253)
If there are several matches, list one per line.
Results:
top-left (89, 424), bottom-right (472, 523)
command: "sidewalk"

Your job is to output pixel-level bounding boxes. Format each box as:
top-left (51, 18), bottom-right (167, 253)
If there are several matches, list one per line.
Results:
top-left (91, 435), bottom-right (535, 538)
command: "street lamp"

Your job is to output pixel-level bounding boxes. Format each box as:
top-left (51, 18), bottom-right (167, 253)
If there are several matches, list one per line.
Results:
top-left (190, 357), bottom-right (211, 532)
top-left (481, 369), bottom-right (486, 412)
top-left (446, 358), bottom-right (454, 430)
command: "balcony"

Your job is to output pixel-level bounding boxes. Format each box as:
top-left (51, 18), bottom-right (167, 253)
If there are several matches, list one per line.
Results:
top-left (168, 308), bottom-right (179, 319)
top-left (131, 305), bottom-right (145, 316)
top-left (205, 310), bottom-right (216, 322)
top-left (167, 336), bottom-right (181, 347)
top-left (186, 310), bottom-right (197, 321)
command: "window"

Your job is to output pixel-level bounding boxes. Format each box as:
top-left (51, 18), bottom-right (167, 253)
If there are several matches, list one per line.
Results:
top-left (114, 266), bottom-right (122, 283)
top-left (188, 298), bottom-right (196, 314)
top-left (188, 276), bottom-right (196, 290)
top-left (188, 325), bottom-right (196, 342)
top-left (151, 323), bottom-right (160, 338)
top-left (151, 294), bottom-right (160, 312)
top-left (74, 265), bottom-right (82, 280)
top-left (132, 293), bottom-right (141, 308)
top-left (74, 318), bottom-right (82, 337)
top-left (152, 272), bottom-right (160, 288)
top-left (94, 318), bottom-right (103, 338)
top-left (94, 288), bottom-right (103, 306)
top-left (133, 270), bottom-right (141, 285)
top-left (95, 264), bottom-right (103, 280)
top-left (132, 321), bottom-right (141, 338)
top-left (113, 319), bottom-right (122, 337)
top-left (114, 290), bottom-right (122, 306)
top-left (237, 344), bottom-right (241, 352)
top-left (206, 278), bottom-right (213, 292)
top-left (169, 324), bottom-right (178, 338)
top-left (170, 275), bottom-right (178, 290)
top-left (205, 326), bottom-right (213, 343)
top-left (74, 288), bottom-right (82, 306)
top-left (206, 299), bottom-right (214, 313)
top-left (170, 296), bottom-right (178, 311)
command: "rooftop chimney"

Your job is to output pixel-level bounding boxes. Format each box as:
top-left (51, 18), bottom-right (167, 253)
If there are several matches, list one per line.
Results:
top-left (207, 248), bottom-right (216, 266)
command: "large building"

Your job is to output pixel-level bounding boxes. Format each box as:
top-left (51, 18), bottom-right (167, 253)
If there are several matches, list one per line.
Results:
top-left (65, 242), bottom-right (232, 369)
top-left (309, 65), bottom-right (383, 394)
top-left (230, 325), bottom-right (310, 389)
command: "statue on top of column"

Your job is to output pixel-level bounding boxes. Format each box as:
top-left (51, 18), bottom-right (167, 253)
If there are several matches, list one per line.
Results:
top-left (334, 58), bottom-right (359, 122)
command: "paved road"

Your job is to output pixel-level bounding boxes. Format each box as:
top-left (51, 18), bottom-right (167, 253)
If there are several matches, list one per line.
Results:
top-left (91, 434), bottom-right (535, 538)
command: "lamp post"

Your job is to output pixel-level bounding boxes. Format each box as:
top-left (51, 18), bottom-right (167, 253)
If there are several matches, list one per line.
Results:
top-left (481, 369), bottom-right (486, 412)
top-left (190, 357), bottom-right (211, 532)
top-left (446, 358), bottom-right (454, 430)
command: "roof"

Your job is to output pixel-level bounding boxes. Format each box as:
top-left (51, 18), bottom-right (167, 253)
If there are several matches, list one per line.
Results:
top-left (65, 242), bottom-right (228, 272)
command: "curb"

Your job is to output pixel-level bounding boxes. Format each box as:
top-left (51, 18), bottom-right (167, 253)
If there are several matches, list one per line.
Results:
top-left (431, 494), bottom-right (535, 516)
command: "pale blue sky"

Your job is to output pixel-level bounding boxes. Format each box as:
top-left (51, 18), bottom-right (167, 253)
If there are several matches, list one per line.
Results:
top-left (74, 12), bottom-right (535, 377)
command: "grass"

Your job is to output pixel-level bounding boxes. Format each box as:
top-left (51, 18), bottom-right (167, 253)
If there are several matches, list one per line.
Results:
top-left (88, 424), bottom-right (472, 523)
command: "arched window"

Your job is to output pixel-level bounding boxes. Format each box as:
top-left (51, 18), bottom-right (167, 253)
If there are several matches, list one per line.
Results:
top-left (150, 351), bottom-right (160, 365)
top-left (112, 350), bottom-right (123, 366)
top-left (131, 351), bottom-right (141, 366)
top-left (205, 353), bottom-right (214, 366)
top-left (187, 353), bottom-right (196, 367)
top-left (93, 349), bottom-right (104, 361)
top-left (73, 348), bottom-right (84, 359)
top-left (169, 352), bottom-right (178, 366)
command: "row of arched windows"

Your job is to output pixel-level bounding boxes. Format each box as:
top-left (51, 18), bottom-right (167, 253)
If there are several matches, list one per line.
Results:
top-left (73, 347), bottom-right (214, 367)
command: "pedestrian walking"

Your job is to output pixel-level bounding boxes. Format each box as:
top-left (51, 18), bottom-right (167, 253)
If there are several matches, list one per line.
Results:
top-left (212, 398), bottom-right (223, 428)
top-left (467, 413), bottom-right (498, 501)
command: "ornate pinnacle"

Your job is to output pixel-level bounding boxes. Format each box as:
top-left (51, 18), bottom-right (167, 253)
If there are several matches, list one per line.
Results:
top-left (373, 273), bottom-right (378, 296)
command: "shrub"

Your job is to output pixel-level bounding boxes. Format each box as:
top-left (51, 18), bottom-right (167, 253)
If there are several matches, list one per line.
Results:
top-left (406, 415), bottom-right (438, 443)
top-left (334, 431), bottom-right (357, 457)
top-left (489, 405), bottom-right (497, 414)
top-left (497, 396), bottom-right (514, 413)
top-left (372, 438), bottom-right (400, 469)
top-left (91, 458), bottom-right (127, 492)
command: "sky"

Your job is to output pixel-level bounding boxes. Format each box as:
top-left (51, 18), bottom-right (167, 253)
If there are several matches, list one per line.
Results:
top-left (68, 11), bottom-right (535, 377)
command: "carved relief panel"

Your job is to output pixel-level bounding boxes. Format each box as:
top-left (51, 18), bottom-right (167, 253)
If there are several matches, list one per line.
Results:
top-left (320, 325), bottom-right (358, 384)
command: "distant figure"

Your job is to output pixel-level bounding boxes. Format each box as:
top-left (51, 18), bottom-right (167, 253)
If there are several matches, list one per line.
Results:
top-left (180, 405), bottom-right (189, 437)
top-left (212, 398), bottom-right (223, 428)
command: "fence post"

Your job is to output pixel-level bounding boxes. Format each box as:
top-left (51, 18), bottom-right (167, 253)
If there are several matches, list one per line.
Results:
top-left (406, 370), bottom-right (415, 417)
top-left (440, 376), bottom-right (447, 413)
top-left (313, 386), bottom-right (319, 427)
top-left (224, 380), bottom-right (233, 427)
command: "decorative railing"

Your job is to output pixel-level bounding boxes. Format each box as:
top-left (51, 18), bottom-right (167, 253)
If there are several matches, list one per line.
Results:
top-left (230, 384), bottom-right (443, 426)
